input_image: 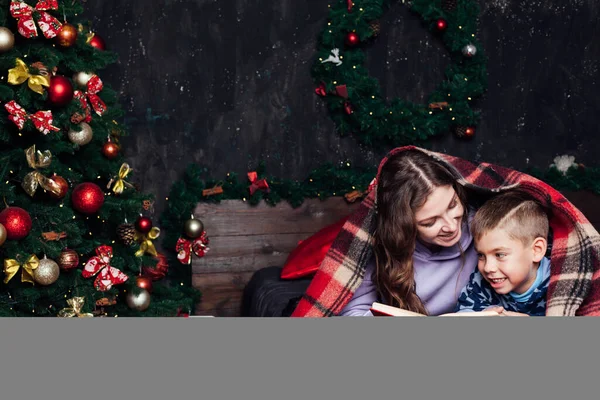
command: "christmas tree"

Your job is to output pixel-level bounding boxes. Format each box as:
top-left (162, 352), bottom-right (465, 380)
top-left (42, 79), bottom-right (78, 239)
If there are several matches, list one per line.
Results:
top-left (0, 0), bottom-right (199, 317)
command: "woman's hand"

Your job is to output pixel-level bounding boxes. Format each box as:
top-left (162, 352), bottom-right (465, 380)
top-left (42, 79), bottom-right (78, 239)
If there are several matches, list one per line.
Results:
top-left (483, 306), bottom-right (529, 317)
top-left (498, 310), bottom-right (529, 317)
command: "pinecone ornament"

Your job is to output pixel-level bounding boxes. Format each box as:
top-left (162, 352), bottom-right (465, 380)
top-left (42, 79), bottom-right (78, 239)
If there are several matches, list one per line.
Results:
top-left (117, 223), bottom-right (136, 245)
top-left (442, 0), bottom-right (457, 12)
top-left (369, 20), bottom-right (381, 37)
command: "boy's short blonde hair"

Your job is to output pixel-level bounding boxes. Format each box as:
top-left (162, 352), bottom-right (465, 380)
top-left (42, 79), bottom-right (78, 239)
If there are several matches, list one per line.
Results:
top-left (471, 191), bottom-right (549, 245)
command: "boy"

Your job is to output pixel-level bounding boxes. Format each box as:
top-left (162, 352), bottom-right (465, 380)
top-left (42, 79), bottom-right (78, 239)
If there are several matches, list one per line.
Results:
top-left (454, 191), bottom-right (551, 316)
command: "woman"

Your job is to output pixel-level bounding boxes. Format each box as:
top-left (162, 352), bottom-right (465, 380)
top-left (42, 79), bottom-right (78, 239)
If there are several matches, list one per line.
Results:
top-left (290, 146), bottom-right (600, 317)
top-left (340, 149), bottom-right (477, 316)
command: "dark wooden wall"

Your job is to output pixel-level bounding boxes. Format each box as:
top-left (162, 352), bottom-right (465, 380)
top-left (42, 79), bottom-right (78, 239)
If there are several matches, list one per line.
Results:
top-left (81, 0), bottom-right (600, 218)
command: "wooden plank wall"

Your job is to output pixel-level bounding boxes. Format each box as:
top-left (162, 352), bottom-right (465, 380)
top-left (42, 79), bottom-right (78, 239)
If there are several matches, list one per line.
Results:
top-left (190, 191), bottom-right (600, 317)
top-left (191, 197), bottom-right (361, 316)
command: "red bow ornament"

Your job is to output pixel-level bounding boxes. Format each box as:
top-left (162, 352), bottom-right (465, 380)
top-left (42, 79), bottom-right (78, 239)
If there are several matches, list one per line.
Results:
top-left (4, 100), bottom-right (60, 134)
top-left (315, 82), bottom-right (327, 97)
top-left (10, 0), bottom-right (62, 39)
top-left (176, 232), bottom-right (210, 265)
top-left (82, 245), bottom-right (129, 291)
top-left (73, 75), bottom-right (107, 123)
top-left (247, 171), bottom-right (270, 196)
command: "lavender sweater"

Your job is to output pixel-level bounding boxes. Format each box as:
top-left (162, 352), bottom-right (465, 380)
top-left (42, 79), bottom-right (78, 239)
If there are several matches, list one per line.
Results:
top-left (339, 215), bottom-right (477, 316)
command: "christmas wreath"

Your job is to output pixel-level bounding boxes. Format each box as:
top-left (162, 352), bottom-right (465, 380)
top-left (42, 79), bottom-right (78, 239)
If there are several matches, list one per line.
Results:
top-left (313, 0), bottom-right (487, 147)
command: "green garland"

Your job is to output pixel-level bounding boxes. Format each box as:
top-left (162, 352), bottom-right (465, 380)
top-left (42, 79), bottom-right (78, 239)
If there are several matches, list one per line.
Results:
top-left (313, 0), bottom-right (487, 147)
top-left (160, 162), bottom-right (377, 254)
top-left (160, 162), bottom-right (600, 256)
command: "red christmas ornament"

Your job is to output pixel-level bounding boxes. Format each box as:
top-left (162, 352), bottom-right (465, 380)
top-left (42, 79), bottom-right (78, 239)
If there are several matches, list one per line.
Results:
top-left (0, 207), bottom-right (32, 240)
top-left (464, 126), bottom-right (476, 138)
top-left (71, 183), bottom-right (104, 214)
top-left (142, 253), bottom-right (169, 281)
top-left (88, 34), bottom-right (106, 51)
top-left (57, 248), bottom-right (79, 271)
top-left (135, 275), bottom-right (153, 293)
top-left (135, 216), bottom-right (153, 234)
top-left (56, 23), bottom-right (78, 47)
top-left (435, 18), bottom-right (448, 32)
top-left (48, 76), bottom-right (74, 107)
top-left (102, 139), bottom-right (120, 159)
top-left (48, 174), bottom-right (69, 199)
top-left (345, 32), bottom-right (360, 47)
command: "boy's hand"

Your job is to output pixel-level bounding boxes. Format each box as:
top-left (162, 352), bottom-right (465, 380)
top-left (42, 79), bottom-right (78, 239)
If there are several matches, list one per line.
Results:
top-left (483, 306), bottom-right (505, 314)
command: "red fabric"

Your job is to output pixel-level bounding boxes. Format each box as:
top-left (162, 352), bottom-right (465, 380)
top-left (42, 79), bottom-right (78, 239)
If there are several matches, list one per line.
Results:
top-left (280, 216), bottom-right (349, 280)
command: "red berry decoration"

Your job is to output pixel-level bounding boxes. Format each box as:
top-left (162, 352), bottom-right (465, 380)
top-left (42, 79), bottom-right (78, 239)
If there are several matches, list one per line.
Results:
top-left (345, 32), bottom-right (360, 47)
top-left (88, 33), bottom-right (106, 51)
top-left (56, 23), bottom-right (78, 47)
top-left (48, 174), bottom-right (69, 199)
top-left (102, 139), bottom-right (120, 159)
top-left (135, 216), bottom-right (153, 234)
top-left (48, 75), bottom-right (74, 107)
top-left (0, 207), bottom-right (32, 240)
top-left (343, 101), bottom-right (354, 115)
top-left (71, 183), bottom-right (105, 215)
top-left (435, 19), bottom-right (448, 32)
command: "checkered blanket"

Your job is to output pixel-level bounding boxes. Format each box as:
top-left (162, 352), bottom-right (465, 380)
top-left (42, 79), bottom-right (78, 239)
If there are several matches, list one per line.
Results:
top-left (291, 146), bottom-right (600, 317)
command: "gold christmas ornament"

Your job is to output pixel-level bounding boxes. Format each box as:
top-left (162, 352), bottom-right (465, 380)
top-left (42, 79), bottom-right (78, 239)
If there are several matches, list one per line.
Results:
top-left (73, 71), bottom-right (94, 88)
top-left (68, 122), bottom-right (93, 145)
top-left (4, 254), bottom-right (39, 284)
top-left (126, 289), bottom-right (151, 311)
top-left (8, 58), bottom-right (51, 95)
top-left (184, 217), bottom-right (204, 239)
top-left (57, 297), bottom-right (93, 317)
top-left (0, 223), bottom-right (6, 246)
top-left (33, 256), bottom-right (60, 286)
top-left (0, 27), bottom-right (15, 53)
top-left (22, 145), bottom-right (62, 198)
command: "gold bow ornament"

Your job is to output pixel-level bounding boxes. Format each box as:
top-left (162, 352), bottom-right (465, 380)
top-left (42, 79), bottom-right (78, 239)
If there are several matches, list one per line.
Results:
top-left (57, 296), bottom-right (94, 318)
top-left (7, 58), bottom-right (51, 95)
top-left (107, 163), bottom-right (134, 195)
top-left (4, 254), bottom-right (39, 284)
top-left (22, 145), bottom-right (62, 197)
top-left (134, 226), bottom-right (161, 257)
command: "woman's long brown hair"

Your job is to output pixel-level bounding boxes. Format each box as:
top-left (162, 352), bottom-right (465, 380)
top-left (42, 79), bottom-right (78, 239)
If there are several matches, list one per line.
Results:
top-left (373, 150), bottom-right (467, 314)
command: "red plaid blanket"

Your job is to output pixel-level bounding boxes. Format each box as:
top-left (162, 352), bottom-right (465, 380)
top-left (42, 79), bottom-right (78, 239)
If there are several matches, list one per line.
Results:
top-left (292, 146), bottom-right (600, 317)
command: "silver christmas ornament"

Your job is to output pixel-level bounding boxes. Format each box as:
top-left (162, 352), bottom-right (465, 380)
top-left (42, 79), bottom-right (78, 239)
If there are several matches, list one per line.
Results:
top-left (73, 71), bottom-right (94, 88)
top-left (68, 122), bottom-right (93, 145)
top-left (126, 289), bottom-right (151, 311)
top-left (33, 256), bottom-right (60, 286)
top-left (184, 217), bottom-right (204, 239)
top-left (0, 27), bottom-right (15, 53)
top-left (461, 43), bottom-right (477, 58)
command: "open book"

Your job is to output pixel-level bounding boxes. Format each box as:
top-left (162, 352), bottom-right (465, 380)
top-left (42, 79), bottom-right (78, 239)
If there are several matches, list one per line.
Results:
top-left (370, 302), bottom-right (500, 317)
